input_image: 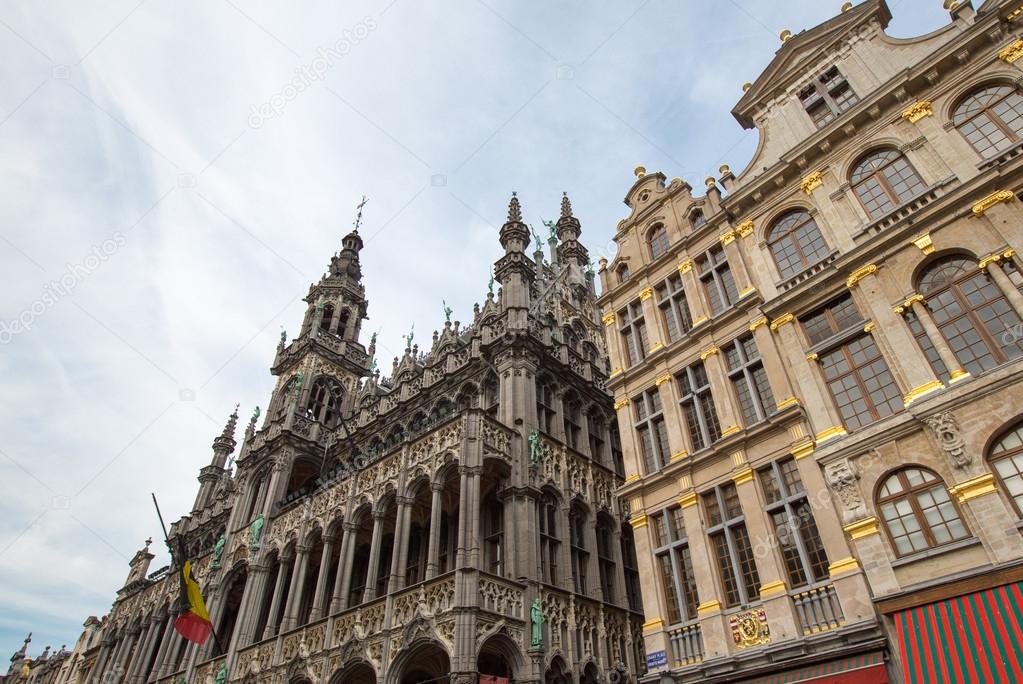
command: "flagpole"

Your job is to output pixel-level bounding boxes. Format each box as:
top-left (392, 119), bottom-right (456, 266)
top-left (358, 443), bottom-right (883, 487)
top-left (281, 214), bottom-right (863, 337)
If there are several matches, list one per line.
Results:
top-left (151, 493), bottom-right (227, 657)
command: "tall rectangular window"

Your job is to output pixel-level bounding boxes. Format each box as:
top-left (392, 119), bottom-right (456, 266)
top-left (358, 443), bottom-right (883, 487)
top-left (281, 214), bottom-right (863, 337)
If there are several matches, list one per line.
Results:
top-left (621, 524), bottom-right (642, 612)
top-left (696, 246), bottom-right (738, 315)
top-left (596, 518), bottom-right (617, 603)
top-left (619, 300), bottom-right (649, 366)
top-left (758, 459), bottom-right (830, 588)
top-left (798, 66), bottom-right (859, 128)
top-left (570, 508), bottom-right (589, 595)
top-left (677, 362), bottom-right (721, 452)
top-left (703, 484), bottom-right (760, 607)
top-left (802, 295), bottom-right (902, 430)
top-left (651, 506), bottom-right (700, 625)
top-left (635, 388), bottom-right (671, 473)
top-left (656, 274), bottom-right (693, 342)
top-left (539, 496), bottom-right (560, 585)
top-left (724, 335), bottom-right (776, 426)
top-left (563, 396), bottom-right (582, 450)
top-left (536, 381), bottom-right (556, 435)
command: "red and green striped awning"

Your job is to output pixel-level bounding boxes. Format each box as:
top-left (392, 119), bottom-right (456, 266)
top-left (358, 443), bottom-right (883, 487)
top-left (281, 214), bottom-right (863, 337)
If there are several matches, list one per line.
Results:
top-left (736, 651), bottom-right (888, 684)
top-left (895, 580), bottom-right (1023, 682)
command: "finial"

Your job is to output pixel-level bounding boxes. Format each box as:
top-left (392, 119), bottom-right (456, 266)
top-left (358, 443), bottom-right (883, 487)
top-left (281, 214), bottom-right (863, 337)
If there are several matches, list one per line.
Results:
top-left (352, 195), bottom-right (368, 232)
top-left (742, 82), bottom-right (752, 92)
top-left (560, 192), bottom-right (573, 218)
top-left (220, 405), bottom-right (239, 441)
top-left (841, 1), bottom-right (853, 10)
top-left (634, 165), bottom-right (646, 178)
top-left (705, 176), bottom-right (716, 189)
top-left (507, 192), bottom-right (522, 222)
top-left (719, 164), bottom-right (731, 175)
top-left (780, 29), bottom-right (792, 42)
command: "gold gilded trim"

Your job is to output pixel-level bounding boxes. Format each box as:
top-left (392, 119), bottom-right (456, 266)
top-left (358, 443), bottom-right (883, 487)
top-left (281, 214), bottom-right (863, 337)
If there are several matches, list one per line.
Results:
top-left (846, 263), bottom-right (878, 288)
top-left (613, 397), bottom-right (630, 410)
top-left (655, 373), bottom-right (673, 387)
top-left (863, 322), bottom-right (876, 334)
top-left (770, 313), bottom-right (795, 331)
top-left (736, 220), bottom-right (754, 237)
top-left (609, 367), bottom-right (624, 378)
top-left (678, 490), bottom-right (697, 508)
top-left (949, 473), bottom-right (997, 503)
top-left (972, 189), bottom-right (1015, 216)
top-left (720, 229), bottom-right (737, 246)
top-left (806, 352), bottom-right (819, 361)
top-left (641, 617), bottom-right (663, 631)
top-left (721, 424), bottom-right (741, 438)
top-left (843, 516), bottom-right (879, 540)
top-left (901, 100), bottom-right (933, 123)
top-left (697, 600), bottom-right (722, 616)
top-left (998, 39), bottom-right (1023, 64)
top-left (678, 259), bottom-right (694, 274)
top-left (815, 426), bottom-right (848, 443)
top-left (639, 287), bottom-right (654, 301)
top-left (732, 466), bottom-right (754, 485)
top-left (670, 450), bottom-right (689, 462)
top-left (903, 379), bottom-right (944, 406)
top-left (911, 232), bottom-right (934, 254)
top-left (789, 440), bottom-right (816, 460)
top-left (648, 341), bottom-right (664, 353)
top-left (624, 472), bottom-right (639, 483)
top-left (748, 317), bottom-right (769, 333)
top-left (759, 580), bottom-right (787, 599)
top-left (949, 368), bottom-right (971, 383)
top-left (700, 346), bottom-right (720, 360)
top-left (828, 557), bottom-right (861, 576)
top-left (602, 312), bottom-right (616, 326)
top-left (739, 285), bottom-right (757, 298)
top-left (776, 396), bottom-right (799, 410)
top-left (692, 314), bottom-right (709, 327)
top-left (800, 171), bottom-right (823, 195)
top-left (630, 514), bottom-right (648, 529)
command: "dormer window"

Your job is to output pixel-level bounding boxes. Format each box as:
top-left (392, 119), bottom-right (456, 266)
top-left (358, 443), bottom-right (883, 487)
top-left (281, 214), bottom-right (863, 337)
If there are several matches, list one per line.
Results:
top-left (617, 264), bottom-right (630, 283)
top-left (798, 66), bottom-right (858, 129)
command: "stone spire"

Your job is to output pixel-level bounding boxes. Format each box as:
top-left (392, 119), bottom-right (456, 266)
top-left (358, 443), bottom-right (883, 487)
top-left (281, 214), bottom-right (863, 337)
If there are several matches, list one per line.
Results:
top-left (556, 191), bottom-right (581, 242)
top-left (213, 404), bottom-right (239, 452)
top-left (499, 192), bottom-right (530, 254)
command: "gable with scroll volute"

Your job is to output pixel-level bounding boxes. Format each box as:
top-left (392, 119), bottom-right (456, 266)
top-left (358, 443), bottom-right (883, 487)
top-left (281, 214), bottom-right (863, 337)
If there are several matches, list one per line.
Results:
top-left (731, 0), bottom-right (959, 188)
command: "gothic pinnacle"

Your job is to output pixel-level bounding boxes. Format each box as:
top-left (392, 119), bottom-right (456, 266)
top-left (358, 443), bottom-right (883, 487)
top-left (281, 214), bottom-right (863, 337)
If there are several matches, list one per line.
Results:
top-left (221, 404), bottom-right (239, 441)
top-left (507, 192), bottom-right (523, 223)
top-left (561, 192), bottom-right (573, 218)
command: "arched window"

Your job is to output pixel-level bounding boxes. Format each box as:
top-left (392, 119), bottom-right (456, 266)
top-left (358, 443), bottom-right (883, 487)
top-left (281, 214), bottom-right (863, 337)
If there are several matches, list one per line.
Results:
top-left (319, 303), bottom-right (334, 331)
top-left (877, 467), bottom-right (969, 556)
top-left (917, 255), bottom-right (1023, 375)
top-left (307, 377), bottom-right (344, 428)
top-left (616, 263), bottom-right (630, 283)
top-left (989, 420), bottom-right (1023, 517)
top-left (648, 224), bottom-right (670, 260)
top-left (953, 84), bottom-right (1023, 158)
top-left (850, 149), bottom-right (926, 219)
top-left (337, 308), bottom-right (351, 337)
top-left (766, 210), bottom-right (830, 278)
top-left (690, 210), bottom-right (706, 230)
top-left (539, 492), bottom-right (560, 585)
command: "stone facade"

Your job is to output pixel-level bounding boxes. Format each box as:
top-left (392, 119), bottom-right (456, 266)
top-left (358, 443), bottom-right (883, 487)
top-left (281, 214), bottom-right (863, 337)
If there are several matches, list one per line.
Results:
top-left (598, 1), bottom-right (1023, 682)
top-left (72, 193), bottom-right (643, 684)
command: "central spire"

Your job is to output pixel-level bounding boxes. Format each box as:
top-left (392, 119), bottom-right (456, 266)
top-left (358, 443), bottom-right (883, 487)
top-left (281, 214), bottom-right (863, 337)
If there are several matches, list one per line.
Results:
top-left (499, 192), bottom-right (530, 254)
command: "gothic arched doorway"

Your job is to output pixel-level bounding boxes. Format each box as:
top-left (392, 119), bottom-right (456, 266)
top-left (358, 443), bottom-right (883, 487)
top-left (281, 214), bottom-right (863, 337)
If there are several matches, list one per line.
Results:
top-left (544, 655), bottom-right (570, 684)
top-left (580, 662), bottom-right (600, 684)
top-left (477, 633), bottom-right (522, 680)
top-left (330, 660), bottom-right (376, 684)
top-left (392, 641), bottom-right (450, 684)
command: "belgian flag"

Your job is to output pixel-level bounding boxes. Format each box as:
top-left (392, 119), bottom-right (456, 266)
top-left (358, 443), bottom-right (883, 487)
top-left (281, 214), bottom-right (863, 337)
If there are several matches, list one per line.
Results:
top-left (172, 538), bottom-right (212, 644)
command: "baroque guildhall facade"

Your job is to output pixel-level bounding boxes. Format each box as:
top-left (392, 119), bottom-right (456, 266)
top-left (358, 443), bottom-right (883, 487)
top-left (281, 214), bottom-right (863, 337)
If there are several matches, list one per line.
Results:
top-left (598, 0), bottom-right (1023, 682)
top-left (26, 193), bottom-right (643, 684)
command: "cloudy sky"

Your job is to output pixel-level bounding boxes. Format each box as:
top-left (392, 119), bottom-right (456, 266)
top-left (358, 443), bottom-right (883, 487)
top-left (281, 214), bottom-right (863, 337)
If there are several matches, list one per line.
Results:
top-left (0, 0), bottom-right (947, 658)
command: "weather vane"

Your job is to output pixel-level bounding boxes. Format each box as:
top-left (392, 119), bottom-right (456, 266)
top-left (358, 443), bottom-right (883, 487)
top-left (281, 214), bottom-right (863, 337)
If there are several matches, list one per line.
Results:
top-left (353, 195), bottom-right (368, 232)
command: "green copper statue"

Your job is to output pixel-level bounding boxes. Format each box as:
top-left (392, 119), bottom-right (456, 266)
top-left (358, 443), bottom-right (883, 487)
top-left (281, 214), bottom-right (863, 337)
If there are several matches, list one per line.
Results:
top-left (530, 598), bottom-right (544, 649)
top-left (214, 662), bottom-right (227, 684)
top-left (404, 325), bottom-right (415, 353)
top-left (542, 218), bottom-right (558, 239)
top-left (443, 300), bottom-right (452, 324)
top-left (530, 224), bottom-right (544, 251)
top-left (211, 534), bottom-right (226, 569)
top-left (487, 271), bottom-right (495, 297)
top-left (528, 430), bottom-right (540, 467)
top-left (249, 513), bottom-right (265, 549)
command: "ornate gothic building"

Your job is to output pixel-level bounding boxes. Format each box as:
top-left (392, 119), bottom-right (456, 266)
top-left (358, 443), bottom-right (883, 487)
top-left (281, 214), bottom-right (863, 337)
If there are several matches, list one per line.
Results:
top-left (53, 194), bottom-right (643, 684)
top-left (599, 1), bottom-right (1023, 682)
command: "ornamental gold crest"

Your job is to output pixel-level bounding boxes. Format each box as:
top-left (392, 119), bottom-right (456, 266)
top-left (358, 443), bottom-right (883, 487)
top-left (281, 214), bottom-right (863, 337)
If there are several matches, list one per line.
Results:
top-left (729, 608), bottom-right (770, 648)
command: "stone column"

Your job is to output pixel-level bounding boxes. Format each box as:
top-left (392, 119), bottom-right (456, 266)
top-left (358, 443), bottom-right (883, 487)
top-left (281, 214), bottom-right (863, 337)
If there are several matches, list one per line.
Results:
top-left (770, 315), bottom-right (845, 441)
top-left (700, 346), bottom-right (742, 438)
top-left (388, 498), bottom-right (412, 592)
top-left (263, 556), bottom-right (292, 639)
top-left (92, 640), bottom-right (113, 681)
top-left (469, 467), bottom-right (483, 567)
top-left (336, 524), bottom-right (359, 612)
top-left (362, 512), bottom-right (386, 603)
top-left (638, 286), bottom-right (666, 353)
top-left (850, 268), bottom-right (942, 403)
top-left (983, 252), bottom-right (1023, 319)
top-left (148, 615), bottom-right (175, 681)
top-left (839, 515), bottom-right (900, 597)
top-left (720, 232), bottom-right (756, 300)
top-left (584, 514), bottom-right (601, 597)
top-left (602, 311), bottom-right (625, 376)
top-left (329, 523), bottom-right (354, 613)
top-left (308, 535), bottom-right (337, 622)
top-left (127, 624), bottom-right (154, 684)
top-left (749, 316), bottom-right (795, 409)
top-left (557, 502), bottom-right (572, 591)
top-left (627, 514), bottom-right (670, 665)
top-left (281, 545), bottom-right (310, 631)
top-left (903, 297), bottom-right (970, 383)
top-left (614, 398), bottom-right (642, 481)
top-left (456, 466), bottom-right (471, 567)
top-left (678, 259), bottom-right (710, 328)
top-left (610, 524), bottom-right (628, 606)
top-left (656, 374), bottom-right (690, 461)
top-left (233, 565), bottom-right (269, 651)
top-left (678, 491), bottom-right (729, 661)
top-left (426, 482), bottom-right (444, 579)
top-left (731, 469), bottom-right (800, 643)
top-left (904, 104), bottom-right (976, 181)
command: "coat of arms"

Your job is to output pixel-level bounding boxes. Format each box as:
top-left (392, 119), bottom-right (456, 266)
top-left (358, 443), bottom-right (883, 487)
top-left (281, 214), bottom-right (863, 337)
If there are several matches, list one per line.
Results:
top-left (729, 608), bottom-right (770, 648)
